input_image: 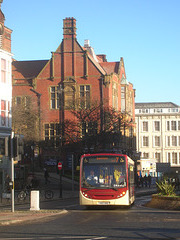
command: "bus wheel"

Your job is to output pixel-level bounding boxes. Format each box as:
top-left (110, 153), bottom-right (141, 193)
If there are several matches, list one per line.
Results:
top-left (18, 191), bottom-right (26, 201)
top-left (45, 190), bottom-right (54, 199)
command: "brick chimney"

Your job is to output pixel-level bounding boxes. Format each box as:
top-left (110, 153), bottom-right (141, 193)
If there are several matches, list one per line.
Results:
top-left (63, 17), bottom-right (77, 39)
top-left (0, 0), bottom-right (5, 27)
top-left (0, 0), bottom-right (12, 52)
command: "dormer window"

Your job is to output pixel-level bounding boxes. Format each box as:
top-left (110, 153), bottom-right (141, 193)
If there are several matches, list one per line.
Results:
top-left (142, 109), bottom-right (148, 113)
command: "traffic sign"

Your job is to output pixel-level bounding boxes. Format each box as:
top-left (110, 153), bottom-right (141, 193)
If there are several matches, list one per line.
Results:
top-left (58, 162), bottom-right (62, 170)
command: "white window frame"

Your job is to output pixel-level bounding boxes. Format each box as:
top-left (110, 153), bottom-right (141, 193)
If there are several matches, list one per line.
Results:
top-left (166, 120), bottom-right (179, 131)
top-left (154, 136), bottom-right (161, 147)
top-left (167, 152), bottom-right (180, 165)
top-left (142, 152), bottom-right (149, 159)
top-left (142, 121), bottom-right (148, 132)
top-left (142, 136), bottom-right (149, 147)
top-left (171, 121), bottom-right (177, 131)
top-left (1, 58), bottom-right (6, 83)
top-left (167, 152), bottom-right (171, 164)
top-left (166, 121), bottom-right (170, 131)
top-left (1, 100), bottom-right (6, 126)
top-left (154, 152), bottom-right (161, 162)
top-left (50, 86), bottom-right (60, 110)
top-left (166, 136), bottom-right (171, 147)
top-left (172, 136), bottom-right (177, 146)
top-left (154, 121), bottom-right (160, 132)
top-left (172, 152), bottom-right (178, 165)
top-left (80, 85), bottom-right (90, 109)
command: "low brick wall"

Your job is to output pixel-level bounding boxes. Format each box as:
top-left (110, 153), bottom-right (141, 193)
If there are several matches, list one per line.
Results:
top-left (145, 194), bottom-right (180, 210)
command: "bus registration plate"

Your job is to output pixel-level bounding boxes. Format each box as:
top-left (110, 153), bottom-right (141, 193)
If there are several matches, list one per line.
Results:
top-left (98, 201), bottom-right (110, 205)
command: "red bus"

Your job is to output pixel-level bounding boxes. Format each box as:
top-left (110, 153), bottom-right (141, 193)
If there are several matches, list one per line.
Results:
top-left (79, 153), bottom-right (135, 206)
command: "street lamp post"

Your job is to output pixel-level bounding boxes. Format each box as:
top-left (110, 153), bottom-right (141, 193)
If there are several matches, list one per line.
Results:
top-left (58, 84), bottom-right (64, 150)
top-left (10, 132), bottom-right (14, 213)
top-left (58, 83), bottom-right (64, 198)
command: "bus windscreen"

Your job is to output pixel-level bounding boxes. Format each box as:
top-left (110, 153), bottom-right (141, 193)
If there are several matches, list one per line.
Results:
top-left (81, 156), bottom-right (126, 189)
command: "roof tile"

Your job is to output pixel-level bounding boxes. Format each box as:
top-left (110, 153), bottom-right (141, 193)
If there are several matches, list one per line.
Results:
top-left (12, 60), bottom-right (48, 79)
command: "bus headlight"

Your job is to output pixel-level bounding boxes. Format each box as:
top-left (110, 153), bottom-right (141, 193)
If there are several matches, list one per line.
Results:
top-left (118, 191), bottom-right (126, 198)
top-left (83, 192), bottom-right (91, 199)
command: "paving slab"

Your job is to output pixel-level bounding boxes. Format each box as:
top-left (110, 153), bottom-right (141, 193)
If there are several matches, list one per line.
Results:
top-left (0, 209), bottom-right (68, 226)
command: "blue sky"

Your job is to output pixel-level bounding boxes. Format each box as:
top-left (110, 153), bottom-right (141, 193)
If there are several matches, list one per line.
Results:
top-left (2, 0), bottom-right (180, 105)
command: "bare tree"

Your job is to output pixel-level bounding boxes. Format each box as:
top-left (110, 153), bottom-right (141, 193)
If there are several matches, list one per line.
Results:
top-left (64, 99), bottom-right (131, 152)
top-left (61, 100), bottom-right (101, 150)
top-left (12, 97), bottom-right (39, 143)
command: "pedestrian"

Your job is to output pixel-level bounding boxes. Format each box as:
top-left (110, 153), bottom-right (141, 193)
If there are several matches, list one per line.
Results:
top-left (175, 178), bottom-right (179, 190)
top-left (144, 175), bottom-right (147, 187)
top-left (44, 168), bottom-right (50, 184)
top-left (5, 174), bottom-right (11, 192)
top-left (147, 174), bottom-right (151, 188)
top-left (140, 176), bottom-right (144, 187)
top-left (136, 174), bottom-right (140, 188)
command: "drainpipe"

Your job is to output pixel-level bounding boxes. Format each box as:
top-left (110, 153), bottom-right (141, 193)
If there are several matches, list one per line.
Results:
top-left (100, 76), bottom-right (104, 133)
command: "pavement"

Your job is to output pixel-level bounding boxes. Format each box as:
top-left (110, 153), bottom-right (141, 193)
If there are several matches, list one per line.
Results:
top-left (0, 171), bottom-right (157, 226)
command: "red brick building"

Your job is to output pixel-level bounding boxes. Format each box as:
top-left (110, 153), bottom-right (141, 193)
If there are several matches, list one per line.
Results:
top-left (12, 18), bottom-right (136, 166)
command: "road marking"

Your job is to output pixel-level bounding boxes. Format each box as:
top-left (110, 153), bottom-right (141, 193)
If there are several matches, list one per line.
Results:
top-left (0, 236), bottom-right (107, 240)
top-left (87, 237), bottom-right (107, 240)
top-left (60, 236), bottom-right (107, 239)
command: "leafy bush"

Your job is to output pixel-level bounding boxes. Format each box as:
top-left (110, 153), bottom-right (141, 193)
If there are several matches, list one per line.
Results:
top-left (156, 178), bottom-right (176, 196)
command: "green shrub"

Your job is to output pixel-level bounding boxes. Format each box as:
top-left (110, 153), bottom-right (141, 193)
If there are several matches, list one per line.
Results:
top-left (156, 178), bottom-right (176, 196)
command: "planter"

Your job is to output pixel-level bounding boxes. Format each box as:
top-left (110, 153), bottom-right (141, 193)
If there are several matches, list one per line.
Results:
top-left (145, 194), bottom-right (180, 210)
